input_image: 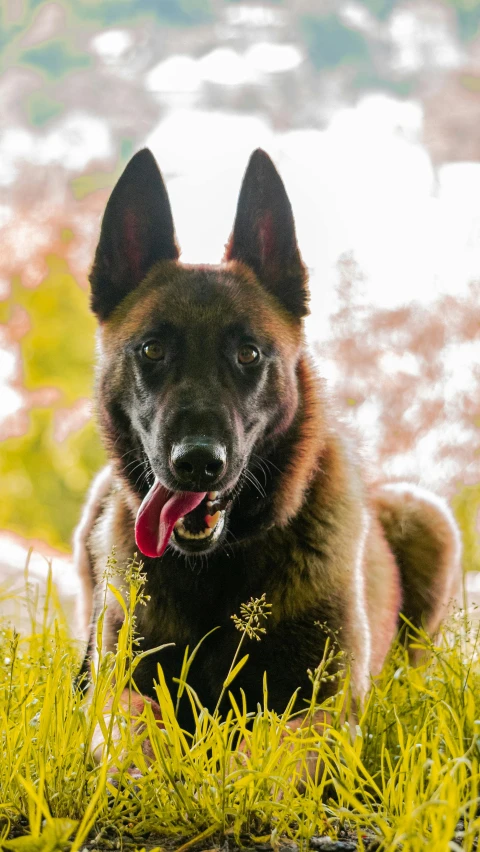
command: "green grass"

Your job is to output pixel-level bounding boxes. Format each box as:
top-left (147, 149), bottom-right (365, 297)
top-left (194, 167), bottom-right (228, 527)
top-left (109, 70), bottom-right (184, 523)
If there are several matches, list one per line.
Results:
top-left (0, 557), bottom-right (479, 852)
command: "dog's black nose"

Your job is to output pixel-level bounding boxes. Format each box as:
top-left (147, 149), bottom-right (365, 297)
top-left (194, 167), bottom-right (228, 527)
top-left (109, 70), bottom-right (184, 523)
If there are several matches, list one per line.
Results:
top-left (170, 441), bottom-right (227, 487)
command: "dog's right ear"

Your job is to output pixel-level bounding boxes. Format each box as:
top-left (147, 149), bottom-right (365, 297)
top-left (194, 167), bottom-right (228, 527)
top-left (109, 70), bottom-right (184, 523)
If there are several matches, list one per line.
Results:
top-left (89, 149), bottom-right (179, 320)
top-left (225, 149), bottom-right (308, 318)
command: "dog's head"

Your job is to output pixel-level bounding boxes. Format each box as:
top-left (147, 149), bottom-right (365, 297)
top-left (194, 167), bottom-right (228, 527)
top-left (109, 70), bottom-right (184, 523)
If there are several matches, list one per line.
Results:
top-left (90, 148), bottom-right (310, 558)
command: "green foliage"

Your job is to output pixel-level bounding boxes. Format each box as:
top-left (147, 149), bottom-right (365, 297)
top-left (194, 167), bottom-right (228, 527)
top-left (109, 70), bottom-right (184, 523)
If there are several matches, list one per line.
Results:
top-left (64, 0), bottom-right (213, 27)
top-left (0, 564), bottom-right (480, 850)
top-left (0, 410), bottom-right (103, 550)
top-left (361, 0), bottom-right (399, 21)
top-left (26, 93), bottom-right (64, 127)
top-left (438, 0), bottom-right (480, 40)
top-left (70, 142), bottom-right (134, 200)
top-left (0, 0), bottom-right (213, 81)
top-left (301, 15), bottom-right (370, 71)
top-left (453, 483), bottom-right (480, 574)
top-left (16, 259), bottom-right (95, 401)
top-left (301, 12), bottom-right (406, 95)
top-left (353, 68), bottom-right (415, 97)
top-left (360, 0), bottom-right (480, 37)
top-left (70, 171), bottom-right (118, 201)
top-left (3, 0), bottom-right (213, 29)
top-left (2, 819), bottom-right (78, 851)
top-left (20, 41), bottom-right (91, 80)
top-left (0, 258), bottom-right (104, 550)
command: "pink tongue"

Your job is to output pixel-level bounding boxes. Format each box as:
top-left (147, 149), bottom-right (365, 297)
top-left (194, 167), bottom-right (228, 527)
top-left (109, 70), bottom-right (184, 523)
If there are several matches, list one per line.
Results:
top-left (135, 479), bottom-right (207, 558)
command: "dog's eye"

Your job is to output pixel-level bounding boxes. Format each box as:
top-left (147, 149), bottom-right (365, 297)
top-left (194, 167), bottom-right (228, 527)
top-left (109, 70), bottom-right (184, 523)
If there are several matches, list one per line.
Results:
top-left (238, 344), bottom-right (260, 365)
top-left (142, 340), bottom-right (165, 361)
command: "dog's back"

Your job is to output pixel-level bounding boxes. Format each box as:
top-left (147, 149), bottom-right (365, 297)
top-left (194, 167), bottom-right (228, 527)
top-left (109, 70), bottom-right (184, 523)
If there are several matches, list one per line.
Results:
top-left (374, 483), bottom-right (461, 655)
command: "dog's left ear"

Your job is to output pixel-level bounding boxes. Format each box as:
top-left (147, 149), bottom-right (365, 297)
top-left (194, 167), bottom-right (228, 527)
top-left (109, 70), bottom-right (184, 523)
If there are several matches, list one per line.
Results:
top-left (90, 148), bottom-right (179, 320)
top-left (225, 149), bottom-right (308, 318)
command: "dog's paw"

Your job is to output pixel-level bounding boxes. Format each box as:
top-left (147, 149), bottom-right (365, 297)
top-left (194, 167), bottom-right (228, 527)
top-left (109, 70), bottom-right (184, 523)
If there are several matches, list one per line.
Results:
top-left (90, 689), bottom-right (164, 767)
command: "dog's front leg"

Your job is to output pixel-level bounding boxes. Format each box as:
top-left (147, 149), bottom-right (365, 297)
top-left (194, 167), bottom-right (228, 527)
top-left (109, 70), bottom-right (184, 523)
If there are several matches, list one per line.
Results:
top-left (90, 688), bottom-right (163, 772)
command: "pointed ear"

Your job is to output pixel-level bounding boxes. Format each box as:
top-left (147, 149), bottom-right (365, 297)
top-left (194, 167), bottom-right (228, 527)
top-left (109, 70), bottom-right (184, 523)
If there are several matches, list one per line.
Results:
top-left (225, 149), bottom-right (308, 318)
top-left (89, 149), bottom-right (179, 320)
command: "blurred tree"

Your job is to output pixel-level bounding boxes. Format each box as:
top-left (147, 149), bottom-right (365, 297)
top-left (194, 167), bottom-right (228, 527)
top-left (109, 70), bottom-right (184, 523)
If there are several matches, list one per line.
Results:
top-left (362, 0), bottom-right (398, 20)
top-left (1, 0), bottom-right (214, 79)
top-left (26, 92), bottom-right (64, 127)
top-left (444, 0), bottom-right (480, 40)
top-left (53, 0), bottom-right (213, 26)
top-left (21, 40), bottom-right (91, 79)
top-left (301, 14), bottom-right (369, 71)
top-left (453, 484), bottom-right (480, 576)
top-left (0, 258), bottom-right (104, 550)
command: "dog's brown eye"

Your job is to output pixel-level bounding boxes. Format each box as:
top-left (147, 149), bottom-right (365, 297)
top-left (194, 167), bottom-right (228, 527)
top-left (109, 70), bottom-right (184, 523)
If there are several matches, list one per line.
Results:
top-left (238, 344), bottom-right (260, 365)
top-left (142, 341), bottom-right (165, 361)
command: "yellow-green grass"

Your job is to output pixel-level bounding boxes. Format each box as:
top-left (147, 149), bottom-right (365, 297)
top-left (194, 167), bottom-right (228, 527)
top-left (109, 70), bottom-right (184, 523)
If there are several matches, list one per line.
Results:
top-left (0, 556), bottom-right (479, 852)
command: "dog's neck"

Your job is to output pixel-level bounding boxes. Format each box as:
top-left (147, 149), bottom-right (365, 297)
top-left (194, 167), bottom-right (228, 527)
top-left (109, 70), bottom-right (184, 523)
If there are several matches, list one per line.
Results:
top-left (271, 354), bottom-right (328, 527)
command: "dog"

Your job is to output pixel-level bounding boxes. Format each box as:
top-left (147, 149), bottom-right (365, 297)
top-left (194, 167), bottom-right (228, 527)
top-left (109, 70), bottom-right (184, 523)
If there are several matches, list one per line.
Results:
top-left (75, 147), bottom-right (460, 756)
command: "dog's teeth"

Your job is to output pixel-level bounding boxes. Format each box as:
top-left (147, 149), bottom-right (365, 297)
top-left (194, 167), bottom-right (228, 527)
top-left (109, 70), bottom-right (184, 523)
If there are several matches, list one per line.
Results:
top-left (173, 511), bottom-right (225, 544)
top-left (174, 523), bottom-right (215, 540)
top-left (208, 491), bottom-right (219, 500)
top-left (206, 500), bottom-right (214, 509)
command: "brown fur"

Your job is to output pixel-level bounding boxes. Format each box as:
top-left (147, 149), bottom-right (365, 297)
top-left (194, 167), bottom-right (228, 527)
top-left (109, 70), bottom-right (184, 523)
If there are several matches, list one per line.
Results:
top-left (75, 148), bottom-right (461, 766)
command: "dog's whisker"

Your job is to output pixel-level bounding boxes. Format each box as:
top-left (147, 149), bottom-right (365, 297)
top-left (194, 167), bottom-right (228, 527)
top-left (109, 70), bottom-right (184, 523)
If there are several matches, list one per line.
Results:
top-left (242, 468), bottom-right (267, 499)
top-left (252, 452), bottom-right (282, 476)
top-left (250, 459), bottom-right (269, 488)
top-left (117, 445), bottom-right (136, 461)
top-left (123, 458), bottom-right (145, 474)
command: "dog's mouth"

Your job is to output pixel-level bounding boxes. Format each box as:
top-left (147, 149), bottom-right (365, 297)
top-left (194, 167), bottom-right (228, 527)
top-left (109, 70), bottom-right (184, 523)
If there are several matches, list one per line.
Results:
top-left (135, 478), bottom-right (231, 558)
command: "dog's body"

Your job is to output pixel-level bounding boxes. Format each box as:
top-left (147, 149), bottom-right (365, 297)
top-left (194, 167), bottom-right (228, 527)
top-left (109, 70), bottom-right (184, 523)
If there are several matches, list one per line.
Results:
top-left (76, 149), bottom-right (460, 736)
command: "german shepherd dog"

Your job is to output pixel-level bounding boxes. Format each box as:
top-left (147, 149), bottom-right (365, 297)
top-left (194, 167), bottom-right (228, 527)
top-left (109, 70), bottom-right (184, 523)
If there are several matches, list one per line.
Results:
top-left (75, 148), bottom-right (460, 756)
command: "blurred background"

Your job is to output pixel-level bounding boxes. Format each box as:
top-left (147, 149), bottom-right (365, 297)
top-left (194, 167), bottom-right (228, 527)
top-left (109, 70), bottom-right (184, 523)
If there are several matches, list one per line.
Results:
top-left (1, 0), bottom-right (480, 622)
